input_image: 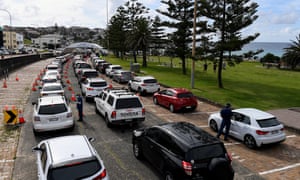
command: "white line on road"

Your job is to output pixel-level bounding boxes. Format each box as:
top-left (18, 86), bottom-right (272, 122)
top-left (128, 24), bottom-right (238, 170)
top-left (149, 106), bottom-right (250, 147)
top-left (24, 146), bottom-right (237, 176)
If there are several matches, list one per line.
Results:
top-left (259, 163), bottom-right (300, 175)
top-left (286, 135), bottom-right (297, 138)
top-left (0, 159), bottom-right (14, 163)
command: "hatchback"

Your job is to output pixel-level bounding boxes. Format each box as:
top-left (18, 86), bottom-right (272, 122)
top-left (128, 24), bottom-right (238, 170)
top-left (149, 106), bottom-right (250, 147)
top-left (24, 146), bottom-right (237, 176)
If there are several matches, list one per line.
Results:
top-left (132, 122), bottom-right (234, 180)
top-left (112, 70), bottom-right (133, 83)
top-left (153, 88), bottom-right (198, 113)
top-left (32, 135), bottom-right (109, 180)
top-left (40, 82), bottom-right (64, 97)
top-left (81, 78), bottom-right (108, 101)
top-left (32, 95), bottom-right (74, 134)
top-left (208, 108), bottom-right (286, 148)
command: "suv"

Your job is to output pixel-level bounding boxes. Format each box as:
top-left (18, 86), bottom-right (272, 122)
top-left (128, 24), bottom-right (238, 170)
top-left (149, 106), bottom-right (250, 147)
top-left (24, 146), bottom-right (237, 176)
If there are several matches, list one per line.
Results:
top-left (132, 122), bottom-right (234, 180)
top-left (128, 76), bottom-right (160, 96)
top-left (112, 70), bottom-right (133, 83)
top-left (32, 95), bottom-right (74, 134)
top-left (32, 135), bottom-right (109, 180)
top-left (77, 68), bottom-right (99, 83)
top-left (94, 88), bottom-right (145, 127)
top-left (40, 82), bottom-right (64, 97)
top-left (81, 78), bottom-right (108, 101)
top-left (105, 65), bottom-right (122, 78)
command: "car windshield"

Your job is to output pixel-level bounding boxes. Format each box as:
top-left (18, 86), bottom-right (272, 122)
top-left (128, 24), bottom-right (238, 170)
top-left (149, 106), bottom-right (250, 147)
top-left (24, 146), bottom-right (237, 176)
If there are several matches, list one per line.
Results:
top-left (177, 92), bottom-right (194, 98)
top-left (256, 117), bottom-right (281, 128)
top-left (38, 104), bottom-right (67, 114)
top-left (90, 82), bottom-right (107, 87)
top-left (144, 79), bottom-right (157, 83)
top-left (48, 159), bottom-right (101, 180)
top-left (84, 72), bottom-right (98, 78)
top-left (43, 86), bottom-right (62, 91)
top-left (187, 144), bottom-right (225, 161)
top-left (116, 98), bottom-right (142, 109)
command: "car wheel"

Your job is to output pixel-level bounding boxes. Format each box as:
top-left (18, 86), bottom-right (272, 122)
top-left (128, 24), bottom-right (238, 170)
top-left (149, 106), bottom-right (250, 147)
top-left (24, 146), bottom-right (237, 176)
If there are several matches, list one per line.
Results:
top-left (244, 135), bottom-right (257, 149)
top-left (133, 141), bottom-right (143, 160)
top-left (209, 120), bottom-right (218, 132)
top-left (105, 115), bottom-right (112, 128)
top-left (128, 84), bottom-right (132, 91)
top-left (208, 157), bottom-right (233, 180)
top-left (169, 104), bottom-right (175, 113)
top-left (164, 171), bottom-right (174, 180)
top-left (33, 128), bottom-right (39, 136)
top-left (153, 97), bottom-right (158, 105)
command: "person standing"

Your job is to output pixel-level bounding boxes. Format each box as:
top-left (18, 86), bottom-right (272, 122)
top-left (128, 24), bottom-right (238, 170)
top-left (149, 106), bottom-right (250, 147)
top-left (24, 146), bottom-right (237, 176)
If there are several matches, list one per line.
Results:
top-left (76, 94), bottom-right (83, 121)
top-left (216, 103), bottom-right (233, 141)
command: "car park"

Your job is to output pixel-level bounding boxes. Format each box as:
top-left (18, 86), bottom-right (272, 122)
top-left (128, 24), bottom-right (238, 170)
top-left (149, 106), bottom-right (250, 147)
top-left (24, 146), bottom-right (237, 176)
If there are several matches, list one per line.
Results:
top-left (32, 135), bottom-right (109, 180)
top-left (32, 95), bottom-right (74, 134)
top-left (112, 70), bottom-right (133, 83)
top-left (40, 82), bottom-right (64, 97)
top-left (132, 121), bottom-right (234, 180)
top-left (81, 78), bottom-right (108, 101)
top-left (105, 65), bottom-right (122, 78)
top-left (94, 88), bottom-right (145, 127)
top-left (153, 88), bottom-right (198, 113)
top-left (208, 108), bottom-right (286, 149)
top-left (128, 76), bottom-right (160, 96)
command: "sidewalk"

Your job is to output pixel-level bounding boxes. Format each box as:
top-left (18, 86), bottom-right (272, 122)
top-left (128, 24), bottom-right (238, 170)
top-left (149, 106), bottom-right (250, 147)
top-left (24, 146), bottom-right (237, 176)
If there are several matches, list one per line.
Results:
top-left (0, 59), bottom-right (51, 180)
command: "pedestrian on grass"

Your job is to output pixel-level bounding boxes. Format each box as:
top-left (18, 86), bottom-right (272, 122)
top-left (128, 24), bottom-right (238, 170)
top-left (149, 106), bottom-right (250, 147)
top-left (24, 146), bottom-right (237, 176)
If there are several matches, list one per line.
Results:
top-left (216, 103), bottom-right (233, 141)
top-left (76, 94), bottom-right (83, 121)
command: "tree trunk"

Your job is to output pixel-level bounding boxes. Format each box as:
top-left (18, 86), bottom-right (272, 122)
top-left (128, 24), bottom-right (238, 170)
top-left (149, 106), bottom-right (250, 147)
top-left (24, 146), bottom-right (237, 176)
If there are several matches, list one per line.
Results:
top-left (181, 56), bottom-right (186, 74)
top-left (142, 48), bottom-right (147, 67)
top-left (133, 50), bottom-right (137, 63)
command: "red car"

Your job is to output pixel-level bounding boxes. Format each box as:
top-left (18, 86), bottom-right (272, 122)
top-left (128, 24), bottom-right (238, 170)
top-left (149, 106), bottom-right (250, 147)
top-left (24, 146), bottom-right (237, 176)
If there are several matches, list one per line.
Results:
top-left (153, 88), bottom-right (198, 113)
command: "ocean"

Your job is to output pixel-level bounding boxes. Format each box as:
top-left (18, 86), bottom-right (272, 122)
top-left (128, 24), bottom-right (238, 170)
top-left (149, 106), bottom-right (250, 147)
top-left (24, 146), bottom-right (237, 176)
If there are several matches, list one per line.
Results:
top-left (233, 42), bottom-right (291, 58)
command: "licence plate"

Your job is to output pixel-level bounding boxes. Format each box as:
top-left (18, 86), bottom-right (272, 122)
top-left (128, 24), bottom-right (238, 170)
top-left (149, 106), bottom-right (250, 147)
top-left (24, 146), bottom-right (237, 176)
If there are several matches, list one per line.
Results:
top-left (186, 106), bottom-right (191, 109)
top-left (49, 117), bottom-right (58, 121)
top-left (125, 119), bottom-right (132, 122)
top-left (271, 130), bottom-right (279, 134)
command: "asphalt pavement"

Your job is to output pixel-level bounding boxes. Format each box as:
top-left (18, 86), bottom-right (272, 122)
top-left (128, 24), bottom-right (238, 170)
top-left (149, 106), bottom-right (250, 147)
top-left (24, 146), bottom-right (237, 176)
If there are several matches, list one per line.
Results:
top-left (0, 58), bottom-right (299, 180)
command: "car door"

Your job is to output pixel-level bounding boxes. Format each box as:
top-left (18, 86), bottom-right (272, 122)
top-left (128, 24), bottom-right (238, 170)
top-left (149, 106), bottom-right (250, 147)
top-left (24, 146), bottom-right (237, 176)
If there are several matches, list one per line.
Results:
top-left (36, 143), bottom-right (48, 180)
top-left (231, 112), bottom-right (250, 140)
top-left (131, 78), bottom-right (140, 91)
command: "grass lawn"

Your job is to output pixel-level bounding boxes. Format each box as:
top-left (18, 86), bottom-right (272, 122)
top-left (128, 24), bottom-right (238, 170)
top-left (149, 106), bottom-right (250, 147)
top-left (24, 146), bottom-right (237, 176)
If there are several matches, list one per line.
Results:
top-left (105, 55), bottom-right (300, 110)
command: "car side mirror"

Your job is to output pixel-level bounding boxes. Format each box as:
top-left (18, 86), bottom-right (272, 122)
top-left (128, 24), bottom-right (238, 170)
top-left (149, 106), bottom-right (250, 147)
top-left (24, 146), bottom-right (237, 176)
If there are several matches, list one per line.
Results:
top-left (32, 146), bottom-right (43, 152)
top-left (32, 102), bottom-right (37, 105)
top-left (88, 137), bottom-right (95, 142)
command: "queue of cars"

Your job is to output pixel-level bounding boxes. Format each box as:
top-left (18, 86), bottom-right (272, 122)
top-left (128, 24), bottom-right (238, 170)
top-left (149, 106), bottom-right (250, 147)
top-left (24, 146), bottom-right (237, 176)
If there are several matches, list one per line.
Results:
top-left (31, 53), bottom-right (287, 180)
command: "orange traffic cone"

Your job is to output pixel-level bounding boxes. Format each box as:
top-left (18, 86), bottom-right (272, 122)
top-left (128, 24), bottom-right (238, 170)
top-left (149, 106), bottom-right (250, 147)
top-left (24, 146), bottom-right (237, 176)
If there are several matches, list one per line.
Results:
top-left (31, 83), bottom-right (37, 91)
top-left (2, 79), bottom-right (7, 88)
top-left (4, 105), bottom-right (9, 111)
top-left (68, 85), bottom-right (73, 91)
top-left (18, 109), bottom-right (25, 124)
top-left (67, 79), bottom-right (70, 84)
top-left (71, 92), bottom-right (76, 101)
top-left (16, 74), bottom-right (19, 81)
top-left (108, 83), bottom-right (113, 89)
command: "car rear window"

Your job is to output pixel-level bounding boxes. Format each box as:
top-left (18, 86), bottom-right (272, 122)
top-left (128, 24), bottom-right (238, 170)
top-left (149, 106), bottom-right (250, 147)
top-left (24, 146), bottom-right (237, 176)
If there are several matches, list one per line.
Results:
top-left (144, 79), bottom-right (157, 83)
top-left (48, 159), bottom-right (101, 180)
top-left (47, 66), bottom-right (58, 70)
top-left (187, 144), bottom-right (225, 161)
top-left (43, 86), bottom-right (62, 91)
top-left (177, 92), bottom-right (194, 98)
top-left (79, 64), bottom-right (92, 68)
top-left (39, 104), bottom-right (67, 114)
top-left (256, 117), bottom-right (280, 128)
top-left (90, 82), bottom-right (107, 87)
top-left (43, 79), bottom-right (57, 83)
top-left (116, 98), bottom-right (142, 109)
top-left (84, 72), bottom-right (98, 78)
top-left (112, 66), bottom-right (122, 70)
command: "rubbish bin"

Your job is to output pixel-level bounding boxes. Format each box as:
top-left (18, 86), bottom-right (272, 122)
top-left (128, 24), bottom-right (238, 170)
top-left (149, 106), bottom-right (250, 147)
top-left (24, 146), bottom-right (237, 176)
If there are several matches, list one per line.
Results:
top-left (130, 63), bottom-right (140, 73)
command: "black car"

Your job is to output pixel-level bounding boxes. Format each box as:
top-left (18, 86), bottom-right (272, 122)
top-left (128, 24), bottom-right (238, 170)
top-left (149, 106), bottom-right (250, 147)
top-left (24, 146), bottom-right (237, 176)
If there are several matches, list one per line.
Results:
top-left (132, 122), bottom-right (234, 180)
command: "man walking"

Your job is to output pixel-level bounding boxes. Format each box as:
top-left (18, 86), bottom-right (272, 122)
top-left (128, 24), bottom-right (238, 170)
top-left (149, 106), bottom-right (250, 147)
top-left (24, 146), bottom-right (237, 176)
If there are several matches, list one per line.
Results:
top-left (217, 103), bottom-right (233, 141)
top-left (76, 94), bottom-right (83, 121)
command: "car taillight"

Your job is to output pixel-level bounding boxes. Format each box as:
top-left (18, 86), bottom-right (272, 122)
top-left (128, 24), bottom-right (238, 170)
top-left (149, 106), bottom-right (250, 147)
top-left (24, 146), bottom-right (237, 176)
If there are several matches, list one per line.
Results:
top-left (280, 128), bottom-right (284, 131)
top-left (34, 116), bottom-right (40, 121)
top-left (93, 169), bottom-right (107, 180)
top-left (182, 161), bottom-right (192, 176)
top-left (67, 112), bottom-right (72, 118)
top-left (226, 152), bottom-right (233, 163)
top-left (256, 130), bottom-right (269, 135)
top-left (111, 111), bottom-right (116, 118)
top-left (142, 108), bottom-right (145, 115)
top-left (87, 87), bottom-right (94, 90)
top-left (141, 83), bottom-right (146, 86)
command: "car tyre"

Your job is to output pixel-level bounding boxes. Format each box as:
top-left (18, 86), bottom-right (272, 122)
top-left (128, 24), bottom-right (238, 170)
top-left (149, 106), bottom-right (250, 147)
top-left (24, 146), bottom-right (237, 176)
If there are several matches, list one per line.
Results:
top-left (169, 104), bottom-right (175, 113)
top-left (209, 119), bottom-right (218, 132)
top-left (164, 171), bottom-right (174, 180)
top-left (153, 97), bottom-right (158, 105)
top-left (33, 128), bottom-right (39, 136)
top-left (244, 135), bottom-right (257, 149)
top-left (208, 157), bottom-right (233, 180)
top-left (133, 141), bottom-right (143, 160)
top-left (105, 115), bottom-right (112, 128)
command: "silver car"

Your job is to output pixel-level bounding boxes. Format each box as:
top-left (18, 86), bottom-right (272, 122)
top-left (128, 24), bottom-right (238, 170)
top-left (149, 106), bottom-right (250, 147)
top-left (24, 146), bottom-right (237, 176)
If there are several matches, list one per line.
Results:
top-left (208, 108), bottom-right (286, 149)
top-left (32, 135), bottom-right (109, 180)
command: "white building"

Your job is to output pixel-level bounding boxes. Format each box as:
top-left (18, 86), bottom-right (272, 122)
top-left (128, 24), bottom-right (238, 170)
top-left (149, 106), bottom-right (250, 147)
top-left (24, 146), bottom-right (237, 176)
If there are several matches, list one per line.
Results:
top-left (3, 31), bottom-right (24, 49)
top-left (32, 34), bottom-right (62, 49)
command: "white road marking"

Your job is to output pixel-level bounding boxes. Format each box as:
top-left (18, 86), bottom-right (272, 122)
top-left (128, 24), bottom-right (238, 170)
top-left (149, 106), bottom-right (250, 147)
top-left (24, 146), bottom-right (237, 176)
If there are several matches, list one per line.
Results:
top-left (0, 159), bottom-right (14, 163)
top-left (224, 142), bottom-right (241, 146)
top-left (286, 135), bottom-right (296, 138)
top-left (197, 125), bottom-right (209, 128)
top-left (259, 163), bottom-right (300, 175)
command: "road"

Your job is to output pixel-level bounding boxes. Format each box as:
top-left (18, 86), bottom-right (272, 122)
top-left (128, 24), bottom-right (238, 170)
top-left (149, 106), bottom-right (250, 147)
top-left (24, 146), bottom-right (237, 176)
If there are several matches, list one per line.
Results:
top-left (12, 57), bottom-right (300, 180)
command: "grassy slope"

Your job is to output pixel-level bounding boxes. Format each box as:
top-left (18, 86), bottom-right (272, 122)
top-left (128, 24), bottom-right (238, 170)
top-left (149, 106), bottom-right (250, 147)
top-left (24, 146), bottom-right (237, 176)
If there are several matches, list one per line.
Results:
top-left (105, 55), bottom-right (300, 110)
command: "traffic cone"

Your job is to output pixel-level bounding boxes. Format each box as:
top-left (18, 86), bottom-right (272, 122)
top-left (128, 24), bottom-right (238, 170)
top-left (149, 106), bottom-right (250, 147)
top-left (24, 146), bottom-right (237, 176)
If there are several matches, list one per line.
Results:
top-left (4, 105), bottom-right (9, 111)
top-left (16, 74), bottom-right (19, 81)
top-left (18, 109), bottom-right (25, 124)
top-left (71, 92), bottom-right (76, 101)
top-left (68, 85), bottom-right (73, 91)
top-left (66, 79), bottom-right (70, 84)
top-left (31, 83), bottom-right (37, 91)
top-left (2, 79), bottom-right (7, 88)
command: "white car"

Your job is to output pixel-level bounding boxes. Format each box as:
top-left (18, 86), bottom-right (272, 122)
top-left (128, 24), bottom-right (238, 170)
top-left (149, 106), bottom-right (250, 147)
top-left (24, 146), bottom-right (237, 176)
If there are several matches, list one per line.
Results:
top-left (81, 78), bottom-right (108, 101)
top-left (128, 76), bottom-right (160, 96)
top-left (105, 65), bottom-right (122, 78)
top-left (32, 95), bottom-right (74, 134)
top-left (32, 135), bottom-right (109, 180)
top-left (41, 74), bottom-right (60, 85)
top-left (44, 70), bottom-right (61, 80)
top-left (208, 108), bottom-right (286, 148)
top-left (40, 82), bottom-right (64, 97)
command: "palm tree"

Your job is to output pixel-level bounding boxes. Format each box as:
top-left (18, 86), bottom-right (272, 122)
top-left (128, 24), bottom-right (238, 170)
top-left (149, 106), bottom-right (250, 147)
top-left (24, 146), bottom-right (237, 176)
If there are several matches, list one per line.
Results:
top-left (282, 34), bottom-right (300, 70)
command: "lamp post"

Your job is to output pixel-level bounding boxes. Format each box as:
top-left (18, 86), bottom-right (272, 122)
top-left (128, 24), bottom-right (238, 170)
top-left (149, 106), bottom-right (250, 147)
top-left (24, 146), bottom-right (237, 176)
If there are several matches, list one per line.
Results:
top-left (0, 9), bottom-right (12, 50)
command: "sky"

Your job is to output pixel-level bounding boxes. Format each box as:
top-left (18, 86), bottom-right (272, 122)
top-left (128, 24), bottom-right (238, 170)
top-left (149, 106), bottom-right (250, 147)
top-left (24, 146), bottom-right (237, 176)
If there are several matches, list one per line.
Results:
top-left (0, 0), bottom-right (300, 43)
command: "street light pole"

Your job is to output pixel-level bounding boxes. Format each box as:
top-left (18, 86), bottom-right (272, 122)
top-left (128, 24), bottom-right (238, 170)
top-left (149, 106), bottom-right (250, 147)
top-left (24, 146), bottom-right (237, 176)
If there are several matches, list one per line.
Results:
top-left (0, 9), bottom-right (12, 50)
top-left (191, 0), bottom-right (197, 89)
